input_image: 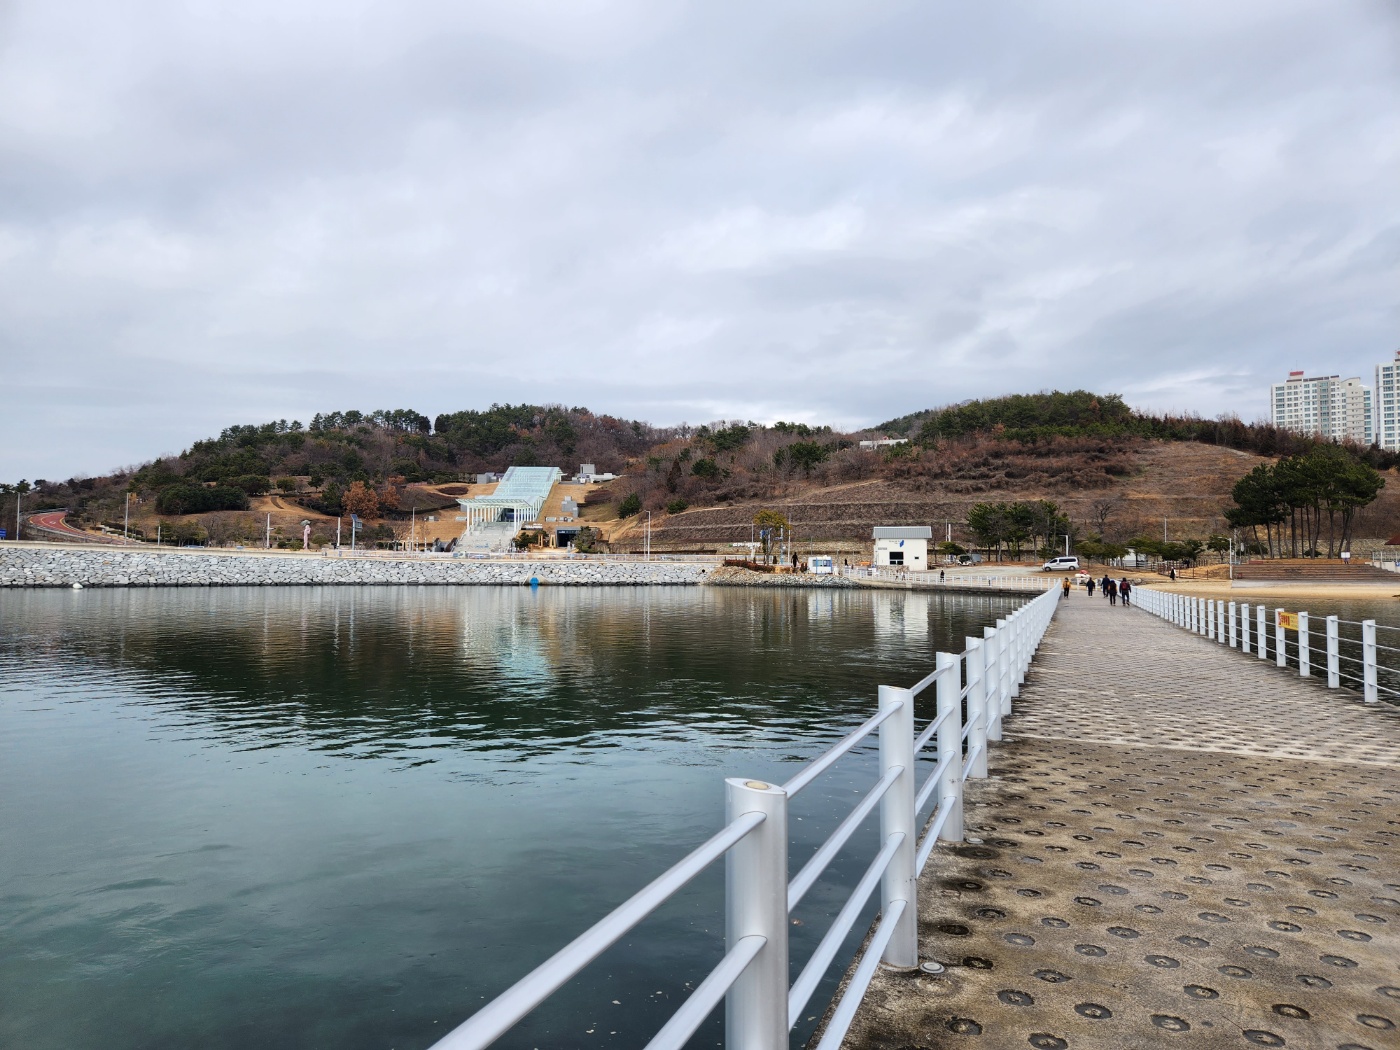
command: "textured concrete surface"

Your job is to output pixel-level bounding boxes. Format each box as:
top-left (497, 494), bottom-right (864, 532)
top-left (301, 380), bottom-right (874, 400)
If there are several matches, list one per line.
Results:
top-left (843, 595), bottom-right (1400, 1050)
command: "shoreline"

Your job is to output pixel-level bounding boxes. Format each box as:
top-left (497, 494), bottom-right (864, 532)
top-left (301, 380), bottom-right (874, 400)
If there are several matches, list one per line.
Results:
top-left (1146, 577), bottom-right (1400, 602)
top-left (0, 544), bottom-right (1048, 593)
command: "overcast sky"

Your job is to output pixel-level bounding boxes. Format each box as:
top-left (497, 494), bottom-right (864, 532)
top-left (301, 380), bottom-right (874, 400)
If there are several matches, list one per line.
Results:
top-left (2, 1), bottom-right (1397, 481)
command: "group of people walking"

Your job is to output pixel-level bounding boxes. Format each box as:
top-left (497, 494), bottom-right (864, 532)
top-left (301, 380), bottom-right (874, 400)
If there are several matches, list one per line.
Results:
top-left (1064, 573), bottom-right (1133, 605)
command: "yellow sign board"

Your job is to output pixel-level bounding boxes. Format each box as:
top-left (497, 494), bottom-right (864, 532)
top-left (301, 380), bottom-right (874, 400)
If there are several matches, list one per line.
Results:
top-left (1276, 611), bottom-right (1299, 631)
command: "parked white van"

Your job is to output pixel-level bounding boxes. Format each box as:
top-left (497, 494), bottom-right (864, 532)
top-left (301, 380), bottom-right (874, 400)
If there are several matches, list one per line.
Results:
top-left (1042, 556), bottom-right (1080, 571)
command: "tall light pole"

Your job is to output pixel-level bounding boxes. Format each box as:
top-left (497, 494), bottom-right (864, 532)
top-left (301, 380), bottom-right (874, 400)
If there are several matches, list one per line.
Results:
top-left (644, 510), bottom-right (651, 560)
top-left (14, 480), bottom-right (29, 542)
top-left (124, 492), bottom-right (130, 542)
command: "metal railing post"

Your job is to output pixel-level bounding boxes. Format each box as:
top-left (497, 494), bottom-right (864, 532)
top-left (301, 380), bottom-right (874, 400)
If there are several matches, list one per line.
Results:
top-left (1010, 612), bottom-right (1023, 697)
top-left (1363, 620), bottom-right (1378, 703)
top-left (1229, 601), bottom-right (1237, 648)
top-left (1326, 615), bottom-right (1339, 688)
top-left (1274, 609), bottom-right (1287, 668)
top-left (934, 654), bottom-right (963, 843)
top-left (1208, 600), bottom-right (1217, 640)
top-left (1256, 605), bottom-right (1267, 659)
top-left (725, 778), bottom-right (788, 1050)
top-left (996, 617), bottom-right (1012, 722)
top-left (985, 630), bottom-right (1008, 744)
top-left (877, 685), bottom-right (918, 966)
top-left (1241, 603), bottom-right (1250, 653)
top-left (964, 637), bottom-right (988, 778)
top-left (1298, 611), bottom-right (1310, 677)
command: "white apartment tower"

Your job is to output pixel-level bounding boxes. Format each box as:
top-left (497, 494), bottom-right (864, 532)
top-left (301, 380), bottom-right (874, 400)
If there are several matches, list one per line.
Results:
top-left (1270, 371), bottom-right (1373, 446)
top-left (1376, 351), bottom-right (1400, 451)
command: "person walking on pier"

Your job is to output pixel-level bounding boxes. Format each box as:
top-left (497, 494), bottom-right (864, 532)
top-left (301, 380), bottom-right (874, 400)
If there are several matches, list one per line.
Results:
top-left (1106, 578), bottom-right (1118, 605)
top-left (1119, 578), bottom-right (1132, 606)
top-left (1062, 577), bottom-right (1071, 598)
top-left (1086, 577), bottom-right (1095, 597)
top-left (1101, 573), bottom-right (1113, 599)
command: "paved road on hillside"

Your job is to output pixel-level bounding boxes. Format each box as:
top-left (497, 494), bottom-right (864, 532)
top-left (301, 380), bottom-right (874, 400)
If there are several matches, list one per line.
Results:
top-left (25, 510), bottom-right (129, 544)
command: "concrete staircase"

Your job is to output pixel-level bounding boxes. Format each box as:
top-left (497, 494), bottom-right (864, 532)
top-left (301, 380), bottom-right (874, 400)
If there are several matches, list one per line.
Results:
top-left (457, 522), bottom-right (518, 553)
top-left (1232, 558), bottom-right (1394, 584)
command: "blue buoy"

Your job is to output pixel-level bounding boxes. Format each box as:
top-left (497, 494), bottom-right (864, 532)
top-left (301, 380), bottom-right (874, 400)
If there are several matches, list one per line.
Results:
top-left (529, 577), bottom-right (539, 588)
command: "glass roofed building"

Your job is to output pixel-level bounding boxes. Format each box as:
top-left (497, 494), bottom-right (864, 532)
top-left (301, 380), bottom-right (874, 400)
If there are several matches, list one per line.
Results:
top-left (457, 467), bottom-right (563, 550)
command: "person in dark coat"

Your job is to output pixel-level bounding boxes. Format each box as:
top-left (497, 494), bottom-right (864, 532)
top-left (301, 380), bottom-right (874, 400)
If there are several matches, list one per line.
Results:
top-left (1119, 578), bottom-right (1132, 606)
top-left (1107, 578), bottom-right (1118, 605)
top-left (1101, 574), bottom-right (1113, 599)
top-left (1086, 577), bottom-right (1096, 597)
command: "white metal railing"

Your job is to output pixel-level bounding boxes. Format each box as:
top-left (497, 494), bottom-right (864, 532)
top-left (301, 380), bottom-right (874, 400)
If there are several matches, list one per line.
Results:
top-left (841, 565), bottom-right (1055, 591)
top-left (427, 585), bottom-right (1063, 1050)
top-left (1135, 587), bottom-right (1397, 705)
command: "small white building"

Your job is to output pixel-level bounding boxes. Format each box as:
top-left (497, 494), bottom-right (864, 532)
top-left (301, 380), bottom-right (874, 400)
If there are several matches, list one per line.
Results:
top-left (872, 526), bottom-right (931, 569)
top-left (858, 438), bottom-right (908, 450)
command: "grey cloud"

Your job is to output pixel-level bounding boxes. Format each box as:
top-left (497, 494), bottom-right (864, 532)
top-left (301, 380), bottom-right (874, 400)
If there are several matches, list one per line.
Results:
top-left (1, 0), bottom-right (1397, 480)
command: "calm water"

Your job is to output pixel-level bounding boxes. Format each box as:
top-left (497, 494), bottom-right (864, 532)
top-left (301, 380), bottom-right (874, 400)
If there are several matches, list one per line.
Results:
top-left (0, 585), bottom-right (1021, 1050)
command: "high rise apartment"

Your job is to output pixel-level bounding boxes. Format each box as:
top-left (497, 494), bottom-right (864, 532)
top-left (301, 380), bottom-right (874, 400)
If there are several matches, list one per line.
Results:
top-left (1376, 351), bottom-right (1400, 451)
top-left (1269, 371), bottom-right (1373, 445)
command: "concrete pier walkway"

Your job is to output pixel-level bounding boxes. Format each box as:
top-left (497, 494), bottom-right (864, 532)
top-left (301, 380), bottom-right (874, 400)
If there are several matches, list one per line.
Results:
top-left (843, 592), bottom-right (1400, 1050)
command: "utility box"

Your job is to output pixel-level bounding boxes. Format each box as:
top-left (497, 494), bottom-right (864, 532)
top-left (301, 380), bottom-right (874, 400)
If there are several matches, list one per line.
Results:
top-left (872, 526), bottom-right (932, 569)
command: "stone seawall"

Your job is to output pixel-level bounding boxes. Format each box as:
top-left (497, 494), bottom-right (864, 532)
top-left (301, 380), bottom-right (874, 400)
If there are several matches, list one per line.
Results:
top-left (0, 547), bottom-right (710, 588)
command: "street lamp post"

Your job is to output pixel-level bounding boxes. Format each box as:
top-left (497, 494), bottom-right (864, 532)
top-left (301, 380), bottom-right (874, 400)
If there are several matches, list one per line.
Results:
top-left (124, 492), bottom-right (130, 542)
top-left (644, 511), bottom-right (651, 560)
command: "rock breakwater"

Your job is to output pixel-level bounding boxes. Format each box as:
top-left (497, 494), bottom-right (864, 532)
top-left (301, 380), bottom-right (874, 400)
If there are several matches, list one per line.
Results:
top-left (0, 547), bottom-right (709, 587)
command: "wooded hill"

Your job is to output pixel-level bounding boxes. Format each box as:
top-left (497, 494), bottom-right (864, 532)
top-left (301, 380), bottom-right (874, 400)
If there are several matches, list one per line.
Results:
top-left (10, 390), bottom-right (1396, 551)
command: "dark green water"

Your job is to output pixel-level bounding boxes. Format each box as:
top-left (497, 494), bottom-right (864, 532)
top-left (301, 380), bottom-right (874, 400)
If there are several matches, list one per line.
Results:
top-left (0, 585), bottom-right (1020, 1050)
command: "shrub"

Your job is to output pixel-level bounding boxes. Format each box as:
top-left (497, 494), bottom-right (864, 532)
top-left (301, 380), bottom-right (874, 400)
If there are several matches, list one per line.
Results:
top-left (155, 483), bottom-right (250, 515)
top-left (229, 475), bottom-right (271, 495)
top-left (618, 493), bottom-right (642, 517)
top-left (665, 498), bottom-right (689, 514)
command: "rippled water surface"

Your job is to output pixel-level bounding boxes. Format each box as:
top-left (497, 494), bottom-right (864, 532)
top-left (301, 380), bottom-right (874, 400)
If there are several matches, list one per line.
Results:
top-left (0, 586), bottom-right (1021, 1050)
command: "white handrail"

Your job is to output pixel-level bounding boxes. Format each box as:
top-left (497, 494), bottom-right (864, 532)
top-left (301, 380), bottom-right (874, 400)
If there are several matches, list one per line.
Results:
top-left (429, 583), bottom-right (1065, 1050)
top-left (1134, 587), bottom-right (1395, 705)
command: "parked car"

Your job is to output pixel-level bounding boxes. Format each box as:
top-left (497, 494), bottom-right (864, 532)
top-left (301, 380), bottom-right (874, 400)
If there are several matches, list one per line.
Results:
top-left (1043, 555), bottom-right (1080, 571)
top-left (955, 553), bottom-right (983, 565)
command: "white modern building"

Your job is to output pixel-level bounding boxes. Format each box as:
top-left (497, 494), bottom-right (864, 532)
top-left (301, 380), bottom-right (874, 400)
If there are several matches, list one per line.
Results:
top-left (1376, 351), bottom-right (1400, 451)
top-left (872, 526), bottom-right (930, 569)
top-left (1270, 371), bottom-right (1372, 446)
top-left (457, 466), bottom-right (562, 551)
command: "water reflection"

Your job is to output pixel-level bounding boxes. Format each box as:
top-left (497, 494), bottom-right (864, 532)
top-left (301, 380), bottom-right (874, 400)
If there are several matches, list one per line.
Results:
top-left (0, 586), bottom-right (1019, 759)
top-left (0, 585), bottom-right (1022, 1050)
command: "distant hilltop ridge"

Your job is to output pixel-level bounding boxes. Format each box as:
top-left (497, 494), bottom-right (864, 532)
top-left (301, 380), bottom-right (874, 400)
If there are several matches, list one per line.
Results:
top-left (6, 391), bottom-right (1396, 550)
